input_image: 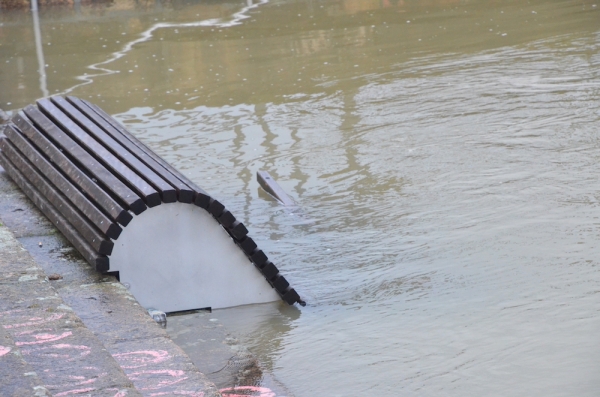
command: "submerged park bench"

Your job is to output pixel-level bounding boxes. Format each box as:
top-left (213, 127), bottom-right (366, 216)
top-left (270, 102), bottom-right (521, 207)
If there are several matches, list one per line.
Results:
top-left (0, 96), bottom-right (304, 312)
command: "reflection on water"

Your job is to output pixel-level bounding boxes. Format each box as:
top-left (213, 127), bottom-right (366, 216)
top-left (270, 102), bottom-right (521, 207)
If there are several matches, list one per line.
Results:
top-left (2, 0), bottom-right (600, 396)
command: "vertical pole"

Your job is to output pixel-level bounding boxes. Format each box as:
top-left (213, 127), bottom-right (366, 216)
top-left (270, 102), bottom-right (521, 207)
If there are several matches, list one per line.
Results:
top-left (31, 0), bottom-right (49, 97)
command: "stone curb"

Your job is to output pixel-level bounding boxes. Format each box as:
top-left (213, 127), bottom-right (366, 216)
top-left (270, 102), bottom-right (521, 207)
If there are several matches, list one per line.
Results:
top-left (0, 225), bottom-right (141, 397)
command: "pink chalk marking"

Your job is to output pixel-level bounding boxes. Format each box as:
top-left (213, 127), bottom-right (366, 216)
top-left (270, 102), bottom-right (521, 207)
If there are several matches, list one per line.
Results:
top-left (0, 346), bottom-right (10, 357)
top-left (4, 313), bottom-right (65, 329)
top-left (220, 386), bottom-right (276, 397)
top-left (64, 373), bottom-right (103, 386)
top-left (45, 371), bottom-right (106, 390)
top-left (129, 369), bottom-right (188, 390)
top-left (113, 391), bottom-right (129, 397)
top-left (130, 369), bottom-right (185, 378)
top-left (54, 344), bottom-right (89, 350)
top-left (16, 331), bottom-right (72, 346)
top-left (149, 392), bottom-right (204, 397)
top-left (54, 387), bottom-right (95, 396)
top-left (21, 343), bottom-right (91, 362)
top-left (113, 350), bottom-right (170, 368)
top-left (54, 344), bottom-right (92, 351)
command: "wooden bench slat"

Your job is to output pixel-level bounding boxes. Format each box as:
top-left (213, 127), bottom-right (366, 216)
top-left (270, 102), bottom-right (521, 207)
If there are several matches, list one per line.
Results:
top-left (282, 288), bottom-right (301, 305)
top-left (228, 221), bottom-right (248, 241)
top-left (35, 99), bottom-right (161, 208)
top-left (80, 98), bottom-right (214, 209)
top-left (7, 120), bottom-right (133, 226)
top-left (1, 139), bottom-right (114, 255)
top-left (52, 96), bottom-right (177, 204)
top-left (67, 96), bottom-right (195, 204)
top-left (18, 107), bottom-right (147, 215)
top-left (78, 99), bottom-right (210, 201)
top-left (1, 127), bottom-right (122, 239)
top-left (0, 151), bottom-right (109, 271)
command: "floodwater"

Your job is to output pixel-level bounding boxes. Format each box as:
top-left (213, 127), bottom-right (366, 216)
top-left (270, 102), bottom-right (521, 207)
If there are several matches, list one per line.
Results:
top-left (2, 0), bottom-right (600, 395)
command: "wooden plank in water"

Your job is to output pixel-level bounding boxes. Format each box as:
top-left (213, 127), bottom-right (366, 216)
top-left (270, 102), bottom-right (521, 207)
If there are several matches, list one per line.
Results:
top-left (0, 152), bottom-right (109, 272)
top-left (36, 99), bottom-right (161, 208)
top-left (1, 139), bottom-right (114, 255)
top-left (18, 107), bottom-right (147, 215)
top-left (257, 171), bottom-right (296, 206)
top-left (0, 133), bottom-right (122, 239)
top-left (6, 121), bottom-right (133, 225)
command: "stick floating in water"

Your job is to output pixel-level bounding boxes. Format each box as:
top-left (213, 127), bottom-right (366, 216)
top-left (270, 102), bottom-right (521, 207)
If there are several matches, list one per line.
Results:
top-left (257, 170), bottom-right (296, 207)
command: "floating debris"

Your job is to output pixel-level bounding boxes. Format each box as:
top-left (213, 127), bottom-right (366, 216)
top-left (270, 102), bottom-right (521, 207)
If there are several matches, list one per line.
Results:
top-left (148, 308), bottom-right (167, 328)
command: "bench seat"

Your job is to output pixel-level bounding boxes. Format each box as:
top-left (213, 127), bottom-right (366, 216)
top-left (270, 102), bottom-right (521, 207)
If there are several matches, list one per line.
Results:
top-left (0, 96), bottom-right (303, 311)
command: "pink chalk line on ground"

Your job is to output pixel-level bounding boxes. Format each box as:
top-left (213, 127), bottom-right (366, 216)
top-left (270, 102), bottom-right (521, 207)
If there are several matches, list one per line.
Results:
top-left (45, 372), bottom-right (107, 389)
top-left (0, 345), bottom-right (10, 357)
top-left (3, 313), bottom-right (65, 329)
top-left (130, 369), bottom-right (189, 390)
top-left (21, 343), bottom-right (92, 361)
top-left (113, 350), bottom-right (171, 368)
top-left (15, 331), bottom-right (72, 346)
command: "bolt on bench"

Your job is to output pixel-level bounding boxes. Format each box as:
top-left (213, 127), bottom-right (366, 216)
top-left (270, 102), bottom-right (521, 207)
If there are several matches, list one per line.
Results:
top-left (0, 96), bottom-right (304, 312)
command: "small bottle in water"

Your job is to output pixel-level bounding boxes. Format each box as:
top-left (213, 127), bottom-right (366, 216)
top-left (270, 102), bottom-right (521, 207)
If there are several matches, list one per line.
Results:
top-left (147, 308), bottom-right (167, 328)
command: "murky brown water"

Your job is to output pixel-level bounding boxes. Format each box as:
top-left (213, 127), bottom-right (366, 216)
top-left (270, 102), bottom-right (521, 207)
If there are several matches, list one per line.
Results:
top-left (2, 0), bottom-right (600, 396)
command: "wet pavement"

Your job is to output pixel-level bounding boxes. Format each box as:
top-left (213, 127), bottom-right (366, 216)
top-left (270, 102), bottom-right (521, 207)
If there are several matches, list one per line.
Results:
top-left (167, 311), bottom-right (294, 396)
